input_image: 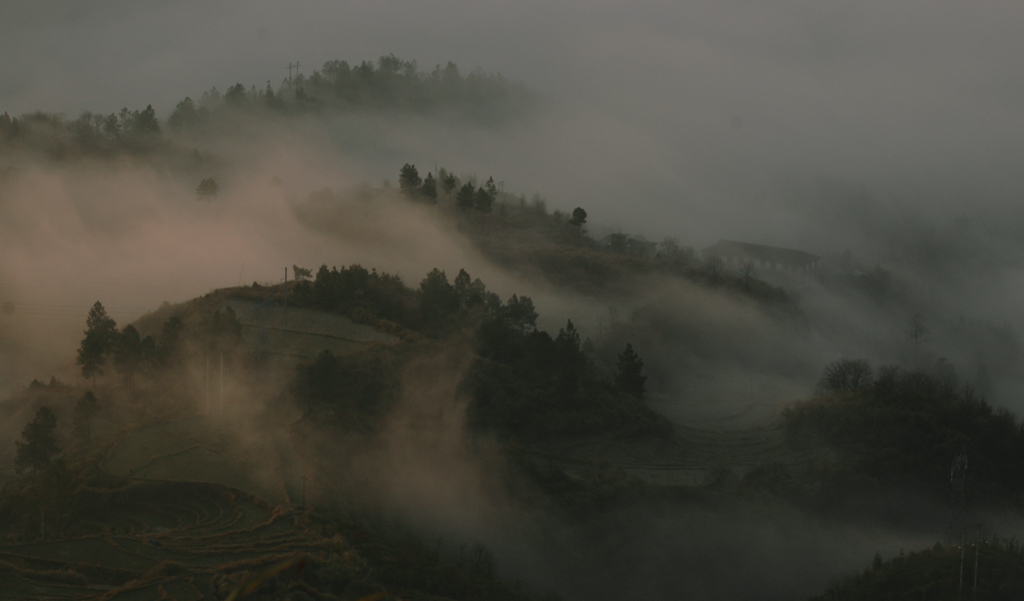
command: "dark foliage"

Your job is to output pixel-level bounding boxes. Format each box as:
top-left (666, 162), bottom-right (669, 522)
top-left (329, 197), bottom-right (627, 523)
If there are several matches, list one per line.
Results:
top-left (399, 163), bottom-right (422, 197)
top-left (812, 539), bottom-right (1024, 601)
top-left (614, 343), bottom-right (647, 400)
top-left (293, 264), bottom-right (414, 329)
top-left (196, 177), bottom-right (219, 199)
top-left (289, 264), bottom-right (667, 440)
top-left (15, 407), bottom-right (61, 474)
top-left (818, 358), bottom-right (874, 394)
top-left (785, 363), bottom-right (1024, 506)
top-left (296, 349), bottom-right (397, 423)
top-left (76, 301), bottom-right (118, 383)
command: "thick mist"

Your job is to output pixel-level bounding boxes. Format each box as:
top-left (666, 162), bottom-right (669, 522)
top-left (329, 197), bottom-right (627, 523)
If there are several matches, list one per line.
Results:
top-left (4, 3), bottom-right (1024, 599)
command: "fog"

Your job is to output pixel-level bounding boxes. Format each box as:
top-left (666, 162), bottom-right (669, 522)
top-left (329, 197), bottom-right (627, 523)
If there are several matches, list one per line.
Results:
top-left (3, 2), bottom-right (1024, 599)
top-left (6, 1), bottom-right (1024, 240)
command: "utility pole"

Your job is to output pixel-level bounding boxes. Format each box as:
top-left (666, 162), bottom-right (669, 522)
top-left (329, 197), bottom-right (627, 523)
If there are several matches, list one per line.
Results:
top-left (284, 266), bottom-right (288, 282)
top-left (974, 524), bottom-right (981, 600)
top-left (960, 527), bottom-right (966, 600)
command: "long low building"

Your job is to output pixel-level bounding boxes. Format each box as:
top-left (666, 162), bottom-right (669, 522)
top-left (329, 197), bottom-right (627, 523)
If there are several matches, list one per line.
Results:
top-left (702, 240), bottom-right (820, 273)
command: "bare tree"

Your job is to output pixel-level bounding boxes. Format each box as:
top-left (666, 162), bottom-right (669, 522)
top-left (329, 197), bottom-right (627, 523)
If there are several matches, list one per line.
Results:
top-left (908, 312), bottom-right (927, 361)
top-left (740, 262), bottom-right (758, 288)
top-left (703, 255), bottom-right (724, 282)
top-left (818, 358), bottom-right (874, 394)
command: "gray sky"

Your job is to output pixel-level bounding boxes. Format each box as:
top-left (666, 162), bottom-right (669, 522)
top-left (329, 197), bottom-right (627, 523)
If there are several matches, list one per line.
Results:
top-left (4, 1), bottom-right (1024, 247)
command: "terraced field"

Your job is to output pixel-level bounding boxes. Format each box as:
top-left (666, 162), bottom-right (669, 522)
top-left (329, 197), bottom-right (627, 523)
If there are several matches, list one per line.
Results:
top-left (524, 402), bottom-right (824, 487)
top-left (224, 298), bottom-right (397, 359)
top-left (102, 416), bottom-right (300, 507)
top-left (0, 481), bottom-right (331, 600)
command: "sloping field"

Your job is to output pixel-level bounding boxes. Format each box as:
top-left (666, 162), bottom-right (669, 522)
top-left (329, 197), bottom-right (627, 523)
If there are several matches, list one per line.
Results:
top-left (224, 298), bottom-right (397, 359)
top-left (102, 416), bottom-right (300, 507)
top-left (526, 409), bottom-right (823, 487)
top-left (131, 447), bottom-right (285, 506)
top-left (0, 481), bottom-right (335, 600)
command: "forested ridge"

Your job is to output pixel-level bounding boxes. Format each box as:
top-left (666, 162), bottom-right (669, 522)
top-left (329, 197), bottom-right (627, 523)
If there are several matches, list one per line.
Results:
top-left (0, 54), bottom-right (534, 161)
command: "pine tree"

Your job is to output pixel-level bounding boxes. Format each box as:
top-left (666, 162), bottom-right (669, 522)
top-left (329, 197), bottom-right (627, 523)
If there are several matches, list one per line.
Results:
top-left (15, 407), bottom-right (61, 474)
top-left (474, 187), bottom-right (493, 213)
top-left (399, 163), bottom-right (422, 196)
top-left (456, 182), bottom-right (476, 210)
top-left (113, 324), bottom-right (143, 391)
top-left (615, 343), bottom-right (647, 400)
top-left (421, 172), bottom-right (438, 202)
top-left (76, 301), bottom-right (117, 388)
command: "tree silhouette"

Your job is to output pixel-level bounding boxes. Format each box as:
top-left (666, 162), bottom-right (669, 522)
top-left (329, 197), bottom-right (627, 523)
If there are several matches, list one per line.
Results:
top-left (569, 207), bottom-right (587, 227)
top-left (570, 207), bottom-right (588, 243)
top-left (440, 170), bottom-right (459, 200)
top-left (158, 315), bottom-right (186, 367)
top-left (421, 172), bottom-right (438, 202)
top-left (615, 343), bottom-right (647, 400)
top-left (554, 320), bottom-right (586, 399)
top-left (76, 301), bottom-right (117, 388)
top-left (474, 187), bottom-right (493, 213)
top-left (15, 406), bottom-right (61, 474)
top-left (504, 294), bottom-right (538, 332)
top-left (908, 313), bottom-right (927, 354)
top-left (130, 104), bottom-right (161, 137)
top-left (818, 358), bottom-right (873, 393)
top-left (740, 263), bottom-right (757, 288)
top-left (456, 182), bottom-right (476, 210)
top-left (399, 163), bottom-right (422, 196)
top-left (196, 177), bottom-right (219, 199)
top-left (113, 324), bottom-right (146, 391)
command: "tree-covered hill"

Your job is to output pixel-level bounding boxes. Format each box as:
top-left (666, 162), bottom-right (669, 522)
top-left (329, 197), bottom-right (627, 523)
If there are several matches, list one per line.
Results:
top-left (778, 360), bottom-right (1024, 516)
top-left (0, 54), bottom-right (535, 161)
top-left (811, 538), bottom-right (1024, 601)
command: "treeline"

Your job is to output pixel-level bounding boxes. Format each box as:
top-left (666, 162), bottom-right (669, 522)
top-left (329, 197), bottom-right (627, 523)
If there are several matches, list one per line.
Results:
top-left (783, 358), bottom-right (1024, 507)
top-left (0, 55), bottom-right (531, 159)
top-left (811, 538), bottom-right (1024, 601)
top-left (75, 300), bottom-right (244, 393)
top-left (290, 263), bottom-right (666, 439)
top-left (167, 54), bottom-right (532, 129)
top-left (0, 105), bottom-right (163, 157)
top-left (290, 263), bottom-right (532, 338)
top-left (386, 162), bottom-right (791, 306)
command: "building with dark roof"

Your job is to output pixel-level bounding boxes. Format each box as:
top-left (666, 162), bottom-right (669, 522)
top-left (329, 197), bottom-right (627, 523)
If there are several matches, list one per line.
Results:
top-left (702, 240), bottom-right (820, 274)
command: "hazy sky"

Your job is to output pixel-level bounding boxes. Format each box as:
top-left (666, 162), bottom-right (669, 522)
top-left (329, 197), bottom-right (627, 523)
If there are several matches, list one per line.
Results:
top-left (4, 0), bottom-right (1024, 247)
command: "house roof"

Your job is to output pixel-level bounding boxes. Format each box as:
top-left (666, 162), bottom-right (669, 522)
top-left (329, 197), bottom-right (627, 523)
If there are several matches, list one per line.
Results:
top-left (702, 240), bottom-right (819, 266)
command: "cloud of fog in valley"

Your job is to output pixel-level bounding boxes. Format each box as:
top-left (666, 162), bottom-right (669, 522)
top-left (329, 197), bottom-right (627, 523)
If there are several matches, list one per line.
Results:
top-left (4, 4), bottom-right (1024, 599)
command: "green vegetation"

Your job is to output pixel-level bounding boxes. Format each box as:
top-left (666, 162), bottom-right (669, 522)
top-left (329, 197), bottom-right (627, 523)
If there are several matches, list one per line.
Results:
top-left (287, 261), bottom-right (666, 440)
top-left (783, 360), bottom-right (1024, 509)
top-left (14, 407), bottom-right (62, 474)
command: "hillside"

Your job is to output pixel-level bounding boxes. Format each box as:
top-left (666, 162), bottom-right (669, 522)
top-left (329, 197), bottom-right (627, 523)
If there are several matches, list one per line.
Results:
top-left (811, 538), bottom-right (1024, 601)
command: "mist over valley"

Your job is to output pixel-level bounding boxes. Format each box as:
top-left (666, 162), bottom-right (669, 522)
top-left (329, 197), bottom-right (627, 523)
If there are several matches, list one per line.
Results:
top-left (3, 3), bottom-right (1024, 599)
